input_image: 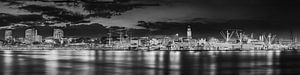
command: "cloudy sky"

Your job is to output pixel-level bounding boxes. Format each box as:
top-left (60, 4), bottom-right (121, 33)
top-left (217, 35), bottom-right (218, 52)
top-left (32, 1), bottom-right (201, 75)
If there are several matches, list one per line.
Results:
top-left (1, 0), bottom-right (299, 28)
top-left (88, 0), bottom-right (300, 28)
top-left (1, 0), bottom-right (300, 39)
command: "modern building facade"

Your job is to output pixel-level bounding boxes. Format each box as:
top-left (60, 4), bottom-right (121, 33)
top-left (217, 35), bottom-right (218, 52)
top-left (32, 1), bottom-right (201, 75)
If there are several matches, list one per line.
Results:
top-left (53, 29), bottom-right (64, 39)
top-left (25, 28), bottom-right (42, 43)
top-left (25, 28), bottom-right (36, 42)
top-left (4, 29), bottom-right (13, 40)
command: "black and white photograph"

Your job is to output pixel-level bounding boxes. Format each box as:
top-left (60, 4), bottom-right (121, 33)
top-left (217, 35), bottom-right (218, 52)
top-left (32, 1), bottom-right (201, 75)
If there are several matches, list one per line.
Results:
top-left (0, 0), bottom-right (300, 75)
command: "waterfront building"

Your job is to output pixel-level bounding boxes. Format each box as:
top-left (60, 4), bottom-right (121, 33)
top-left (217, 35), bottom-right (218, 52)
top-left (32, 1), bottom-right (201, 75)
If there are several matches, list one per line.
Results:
top-left (4, 29), bottom-right (13, 40)
top-left (130, 39), bottom-right (140, 47)
top-left (35, 35), bottom-right (43, 42)
top-left (53, 29), bottom-right (64, 39)
top-left (187, 25), bottom-right (192, 39)
top-left (25, 28), bottom-right (42, 43)
top-left (25, 28), bottom-right (37, 42)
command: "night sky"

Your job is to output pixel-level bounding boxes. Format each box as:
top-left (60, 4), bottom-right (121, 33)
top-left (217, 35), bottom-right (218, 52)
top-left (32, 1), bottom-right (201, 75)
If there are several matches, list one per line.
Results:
top-left (0, 0), bottom-right (300, 39)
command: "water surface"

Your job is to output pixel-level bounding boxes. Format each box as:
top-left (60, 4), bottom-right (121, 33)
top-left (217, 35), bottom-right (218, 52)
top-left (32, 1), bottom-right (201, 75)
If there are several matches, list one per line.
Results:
top-left (0, 50), bottom-right (299, 75)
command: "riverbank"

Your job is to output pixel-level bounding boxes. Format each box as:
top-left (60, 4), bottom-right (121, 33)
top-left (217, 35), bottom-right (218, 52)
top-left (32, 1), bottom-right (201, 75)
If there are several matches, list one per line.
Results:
top-left (0, 47), bottom-right (294, 52)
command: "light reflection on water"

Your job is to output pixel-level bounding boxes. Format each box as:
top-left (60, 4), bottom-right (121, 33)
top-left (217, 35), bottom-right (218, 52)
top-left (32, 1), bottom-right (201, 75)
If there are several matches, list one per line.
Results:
top-left (1, 50), bottom-right (300, 75)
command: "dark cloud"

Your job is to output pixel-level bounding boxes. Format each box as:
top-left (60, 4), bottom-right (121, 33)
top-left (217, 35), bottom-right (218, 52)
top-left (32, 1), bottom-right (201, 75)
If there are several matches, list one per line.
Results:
top-left (0, 13), bottom-right (44, 27)
top-left (19, 5), bottom-right (85, 22)
top-left (0, 1), bottom-right (159, 27)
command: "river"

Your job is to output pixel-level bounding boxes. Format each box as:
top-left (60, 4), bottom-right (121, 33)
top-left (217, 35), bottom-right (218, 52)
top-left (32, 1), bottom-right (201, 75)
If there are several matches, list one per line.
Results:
top-left (0, 50), bottom-right (299, 75)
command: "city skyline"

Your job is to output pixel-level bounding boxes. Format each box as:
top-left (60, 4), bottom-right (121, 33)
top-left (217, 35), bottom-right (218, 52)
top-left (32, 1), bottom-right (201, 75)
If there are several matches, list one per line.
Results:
top-left (0, 0), bottom-right (300, 40)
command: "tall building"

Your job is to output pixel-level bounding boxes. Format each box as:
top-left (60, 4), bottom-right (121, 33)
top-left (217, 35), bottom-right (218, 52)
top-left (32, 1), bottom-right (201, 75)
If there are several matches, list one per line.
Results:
top-left (25, 28), bottom-right (39, 42)
top-left (35, 35), bottom-right (43, 42)
top-left (187, 25), bottom-right (192, 39)
top-left (25, 28), bottom-right (35, 41)
top-left (53, 29), bottom-right (64, 39)
top-left (4, 29), bottom-right (13, 40)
